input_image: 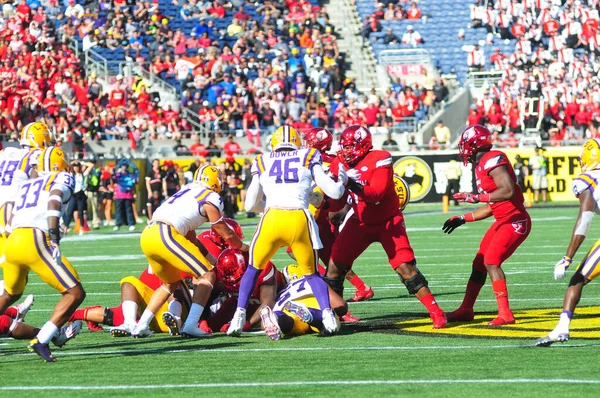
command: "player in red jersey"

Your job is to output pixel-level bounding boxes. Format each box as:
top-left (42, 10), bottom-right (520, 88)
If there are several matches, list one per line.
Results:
top-left (325, 125), bottom-right (447, 329)
top-left (303, 127), bottom-right (373, 303)
top-left (442, 125), bottom-right (531, 326)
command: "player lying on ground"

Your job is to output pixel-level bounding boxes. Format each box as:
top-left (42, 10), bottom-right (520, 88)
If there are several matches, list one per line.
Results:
top-left (260, 264), bottom-right (349, 340)
top-left (70, 266), bottom-right (191, 336)
top-left (537, 139), bottom-right (600, 346)
top-left (325, 125), bottom-right (447, 329)
top-left (302, 128), bottom-right (374, 303)
top-left (0, 147), bottom-right (86, 362)
top-left (124, 165), bottom-right (247, 338)
top-left (228, 125), bottom-right (348, 336)
top-left (442, 125), bottom-right (531, 326)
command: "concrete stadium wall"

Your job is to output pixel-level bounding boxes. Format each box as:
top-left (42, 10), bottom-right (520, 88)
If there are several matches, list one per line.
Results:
top-left (418, 87), bottom-right (472, 144)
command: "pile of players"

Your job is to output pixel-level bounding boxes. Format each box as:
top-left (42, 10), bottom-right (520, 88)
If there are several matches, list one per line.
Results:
top-left (1, 121), bottom-right (600, 363)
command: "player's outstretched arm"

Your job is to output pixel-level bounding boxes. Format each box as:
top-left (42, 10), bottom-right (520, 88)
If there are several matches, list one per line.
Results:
top-left (555, 190), bottom-right (595, 279)
top-left (442, 204), bottom-right (493, 234)
top-left (244, 175), bottom-right (265, 213)
top-left (313, 164), bottom-right (346, 200)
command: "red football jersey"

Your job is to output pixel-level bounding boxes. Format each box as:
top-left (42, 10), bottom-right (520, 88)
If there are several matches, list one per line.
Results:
top-left (330, 150), bottom-right (399, 225)
top-left (475, 150), bottom-right (527, 221)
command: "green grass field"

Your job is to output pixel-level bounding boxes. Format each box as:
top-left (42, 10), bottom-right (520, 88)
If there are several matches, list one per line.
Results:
top-left (2, 206), bottom-right (600, 397)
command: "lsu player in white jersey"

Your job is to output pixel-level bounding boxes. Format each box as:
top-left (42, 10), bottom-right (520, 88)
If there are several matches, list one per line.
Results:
top-left (0, 147), bottom-right (85, 362)
top-left (117, 165), bottom-right (248, 338)
top-left (0, 122), bottom-right (51, 267)
top-left (227, 125), bottom-right (348, 336)
top-left (537, 139), bottom-right (600, 346)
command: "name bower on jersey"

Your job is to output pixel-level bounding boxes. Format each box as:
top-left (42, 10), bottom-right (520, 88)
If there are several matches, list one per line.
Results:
top-left (0, 147), bottom-right (40, 208)
top-left (11, 172), bottom-right (74, 232)
top-left (152, 184), bottom-right (223, 236)
top-left (252, 148), bottom-right (322, 209)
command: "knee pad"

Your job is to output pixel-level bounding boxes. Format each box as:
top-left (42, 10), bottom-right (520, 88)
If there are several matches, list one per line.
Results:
top-left (569, 271), bottom-right (585, 287)
top-left (323, 275), bottom-right (345, 297)
top-left (103, 307), bottom-right (115, 326)
top-left (402, 272), bottom-right (429, 295)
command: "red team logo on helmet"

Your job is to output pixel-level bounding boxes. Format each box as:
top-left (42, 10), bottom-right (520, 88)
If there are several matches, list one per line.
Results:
top-left (338, 125), bottom-right (373, 167)
top-left (304, 128), bottom-right (333, 152)
top-left (458, 125), bottom-right (493, 166)
top-left (215, 248), bottom-right (247, 293)
top-left (210, 218), bottom-right (244, 249)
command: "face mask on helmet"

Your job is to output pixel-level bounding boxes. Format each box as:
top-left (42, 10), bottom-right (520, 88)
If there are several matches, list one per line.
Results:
top-left (215, 248), bottom-right (247, 293)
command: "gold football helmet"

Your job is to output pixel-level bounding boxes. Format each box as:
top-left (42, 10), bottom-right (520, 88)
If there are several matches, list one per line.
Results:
top-left (21, 122), bottom-right (51, 150)
top-left (271, 125), bottom-right (301, 151)
top-left (194, 165), bottom-right (223, 193)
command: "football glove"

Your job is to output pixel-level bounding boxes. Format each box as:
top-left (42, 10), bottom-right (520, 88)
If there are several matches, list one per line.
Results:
top-left (50, 240), bottom-right (62, 265)
top-left (337, 164), bottom-right (348, 185)
top-left (220, 321), bottom-right (251, 333)
top-left (442, 215), bottom-right (466, 234)
top-left (346, 168), bottom-right (361, 182)
top-left (554, 256), bottom-right (572, 280)
top-left (453, 193), bottom-right (480, 203)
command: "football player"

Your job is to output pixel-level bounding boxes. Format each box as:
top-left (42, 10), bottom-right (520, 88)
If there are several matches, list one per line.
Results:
top-left (442, 125), bottom-right (531, 326)
top-left (70, 266), bottom-right (191, 336)
top-left (260, 264), bottom-right (349, 340)
top-left (227, 125), bottom-right (348, 336)
top-left (0, 147), bottom-right (86, 362)
top-left (303, 128), bottom-right (374, 303)
top-left (0, 312), bottom-right (81, 347)
top-left (537, 139), bottom-right (600, 346)
top-left (0, 122), bottom-right (51, 264)
top-left (125, 165), bottom-right (247, 338)
top-left (325, 125), bottom-right (447, 329)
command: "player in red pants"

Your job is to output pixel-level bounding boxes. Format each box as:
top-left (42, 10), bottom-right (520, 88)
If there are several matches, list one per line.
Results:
top-left (303, 128), bottom-right (373, 302)
top-left (325, 125), bottom-right (447, 329)
top-left (442, 125), bottom-right (531, 326)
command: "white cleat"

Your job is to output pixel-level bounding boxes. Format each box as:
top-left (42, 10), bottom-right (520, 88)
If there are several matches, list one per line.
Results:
top-left (128, 225), bottom-right (136, 232)
top-left (226, 308), bottom-right (247, 336)
top-left (536, 331), bottom-right (570, 347)
top-left (181, 323), bottom-right (212, 338)
top-left (162, 312), bottom-right (182, 336)
top-left (53, 321), bottom-right (83, 347)
top-left (321, 308), bottom-right (340, 335)
top-left (110, 323), bottom-right (135, 338)
top-left (260, 306), bottom-right (282, 341)
top-left (131, 323), bottom-right (153, 338)
top-left (15, 294), bottom-right (34, 321)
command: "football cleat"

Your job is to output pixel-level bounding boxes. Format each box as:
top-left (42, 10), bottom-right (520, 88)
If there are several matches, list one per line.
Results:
top-left (110, 323), bottom-right (135, 338)
top-left (226, 308), bottom-right (247, 336)
top-left (488, 315), bottom-right (516, 326)
top-left (162, 312), bottom-right (181, 336)
top-left (86, 321), bottom-right (104, 332)
top-left (15, 294), bottom-right (34, 322)
top-left (29, 338), bottom-right (56, 363)
top-left (340, 311), bottom-right (361, 323)
top-left (431, 311), bottom-right (448, 329)
top-left (321, 308), bottom-right (340, 335)
top-left (446, 307), bottom-right (475, 322)
top-left (536, 332), bottom-right (570, 347)
top-left (348, 287), bottom-right (374, 303)
top-left (131, 324), bottom-right (154, 338)
top-left (283, 301), bottom-right (313, 324)
top-left (259, 305), bottom-right (282, 341)
top-left (52, 321), bottom-right (83, 348)
top-left (181, 323), bottom-right (212, 338)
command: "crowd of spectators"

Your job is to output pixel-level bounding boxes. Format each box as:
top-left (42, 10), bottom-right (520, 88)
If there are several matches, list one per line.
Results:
top-left (467, 0), bottom-right (600, 147)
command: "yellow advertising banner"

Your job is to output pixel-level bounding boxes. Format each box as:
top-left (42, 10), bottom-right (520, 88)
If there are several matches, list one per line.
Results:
top-left (503, 147), bottom-right (581, 202)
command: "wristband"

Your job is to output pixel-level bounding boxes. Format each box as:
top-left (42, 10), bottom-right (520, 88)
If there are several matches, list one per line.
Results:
top-left (477, 193), bottom-right (491, 202)
top-left (49, 227), bottom-right (60, 242)
top-left (463, 212), bottom-right (475, 222)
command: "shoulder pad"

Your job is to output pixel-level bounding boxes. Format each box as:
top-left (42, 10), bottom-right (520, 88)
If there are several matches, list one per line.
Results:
top-left (205, 190), bottom-right (224, 212)
top-left (52, 172), bottom-right (75, 191)
top-left (482, 151), bottom-right (508, 171)
top-left (573, 173), bottom-right (597, 198)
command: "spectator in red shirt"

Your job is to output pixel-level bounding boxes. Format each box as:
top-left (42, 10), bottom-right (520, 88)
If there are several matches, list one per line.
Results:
top-left (223, 134), bottom-right (242, 156)
top-left (242, 106), bottom-right (261, 146)
top-left (208, 1), bottom-right (225, 18)
top-left (189, 136), bottom-right (209, 157)
top-left (406, 2), bottom-right (421, 20)
top-left (486, 106), bottom-right (504, 132)
top-left (363, 102), bottom-right (380, 126)
top-left (41, 90), bottom-right (59, 117)
top-left (292, 114), bottom-right (312, 133)
top-left (16, 0), bottom-right (31, 21)
top-left (233, 6), bottom-right (250, 21)
top-left (109, 87), bottom-right (126, 109)
top-left (467, 107), bottom-right (483, 126)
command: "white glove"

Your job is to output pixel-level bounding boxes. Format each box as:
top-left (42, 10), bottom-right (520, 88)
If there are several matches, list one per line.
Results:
top-left (50, 240), bottom-right (62, 266)
top-left (347, 168), bottom-right (361, 182)
top-left (554, 256), bottom-right (572, 280)
top-left (337, 164), bottom-right (348, 185)
top-left (308, 190), bottom-right (324, 208)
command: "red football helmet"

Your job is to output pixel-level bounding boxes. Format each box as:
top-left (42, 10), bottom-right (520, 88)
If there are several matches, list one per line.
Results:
top-left (337, 125), bottom-right (373, 167)
top-left (215, 248), bottom-right (247, 293)
top-left (304, 128), bottom-right (333, 152)
top-left (210, 218), bottom-right (244, 249)
top-left (458, 124), bottom-right (493, 166)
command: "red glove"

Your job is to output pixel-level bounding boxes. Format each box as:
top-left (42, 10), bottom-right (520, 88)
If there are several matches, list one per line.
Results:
top-left (220, 321), bottom-right (252, 333)
top-left (199, 320), bottom-right (213, 334)
top-left (453, 192), bottom-right (490, 203)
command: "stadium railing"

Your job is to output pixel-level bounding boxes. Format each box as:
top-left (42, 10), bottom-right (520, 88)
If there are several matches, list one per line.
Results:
top-left (465, 71), bottom-right (503, 89)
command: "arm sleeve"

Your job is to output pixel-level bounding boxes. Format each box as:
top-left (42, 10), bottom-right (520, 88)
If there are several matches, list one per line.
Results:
top-left (360, 165), bottom-right (392, 203)
top-left (244, 175), bottom-right (265, 213)
top-left (313, 164), bottom-right (344, 200)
